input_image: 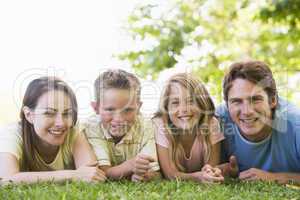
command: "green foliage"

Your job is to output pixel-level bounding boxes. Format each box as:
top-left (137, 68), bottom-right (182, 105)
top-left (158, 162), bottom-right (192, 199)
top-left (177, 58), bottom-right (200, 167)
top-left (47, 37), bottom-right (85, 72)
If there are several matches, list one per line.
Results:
top-left (1, 180), bottom-right (299, 200)
top-left (119, 0), bottom-right (300, 104)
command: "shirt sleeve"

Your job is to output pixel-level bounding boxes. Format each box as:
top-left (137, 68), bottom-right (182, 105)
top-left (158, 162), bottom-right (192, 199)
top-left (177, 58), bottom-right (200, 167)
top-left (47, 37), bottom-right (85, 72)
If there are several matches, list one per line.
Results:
top-left (209, 117), bottom-right (225, 145)
top-left (80, 122), bottom-right (111, 166)
top-left (139, 120), bottom-right (160, 172)
top-left (0, 123), bottom-right (23, 161)
top-left (152, 117), bottom-right (169, 148)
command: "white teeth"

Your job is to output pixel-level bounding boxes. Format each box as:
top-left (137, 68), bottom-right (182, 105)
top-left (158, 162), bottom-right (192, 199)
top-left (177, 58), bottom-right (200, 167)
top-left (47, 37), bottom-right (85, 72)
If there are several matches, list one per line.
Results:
top-left (49, 130), bottom-right (64, 135)
top-left (241, 118), bottom-right (257, 123)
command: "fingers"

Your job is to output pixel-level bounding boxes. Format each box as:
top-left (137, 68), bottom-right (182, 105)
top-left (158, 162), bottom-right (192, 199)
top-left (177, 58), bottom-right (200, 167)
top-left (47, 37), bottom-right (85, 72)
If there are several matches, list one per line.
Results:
top-left (86, 161), bottom-right (99, 167)
top-left (131, 174), bottom-right (144, 182)
top-left (133, 155), bottom-right (155, 175)
top-left (202, 173), bottom-right (224, 183)
top-left (138, 154), bottom-right (155, 162)
top-left (239, 170), bottom-right (256, 181)
top-left (229, 156), bottom-right (237, 169)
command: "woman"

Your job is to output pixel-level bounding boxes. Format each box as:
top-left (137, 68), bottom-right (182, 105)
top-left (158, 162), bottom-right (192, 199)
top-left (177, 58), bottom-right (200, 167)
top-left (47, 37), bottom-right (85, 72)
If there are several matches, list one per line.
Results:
top-left (0, 77), bottom-right (106, 184)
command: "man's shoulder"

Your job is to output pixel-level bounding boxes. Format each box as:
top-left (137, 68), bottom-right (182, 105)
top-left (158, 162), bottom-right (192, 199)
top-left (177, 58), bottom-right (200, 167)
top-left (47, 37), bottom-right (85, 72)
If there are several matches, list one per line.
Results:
top-left (275, 98), bottom-right (300, 127)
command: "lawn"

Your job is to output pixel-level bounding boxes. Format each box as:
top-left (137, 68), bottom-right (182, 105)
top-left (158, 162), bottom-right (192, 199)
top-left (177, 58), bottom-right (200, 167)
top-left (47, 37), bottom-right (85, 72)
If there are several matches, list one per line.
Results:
top-left (1, 179), bottom-right (299, 200)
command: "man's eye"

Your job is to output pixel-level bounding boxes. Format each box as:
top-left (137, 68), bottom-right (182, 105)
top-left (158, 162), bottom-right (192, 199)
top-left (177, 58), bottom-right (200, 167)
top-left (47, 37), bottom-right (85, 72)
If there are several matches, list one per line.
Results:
top-left (230, 100), bottom-right (241, 105)
top-left (251, 97), bottom-right (263, 103)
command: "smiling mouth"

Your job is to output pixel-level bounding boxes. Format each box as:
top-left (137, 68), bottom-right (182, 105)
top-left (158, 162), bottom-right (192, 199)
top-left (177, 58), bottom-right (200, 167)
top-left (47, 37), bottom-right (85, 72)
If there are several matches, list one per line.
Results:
top-left (240, 118), bottom-right (258, 124)
top-left (48, 130), bottom-right (65, 136)
top-left (178, 115), bottom-right (193, 120)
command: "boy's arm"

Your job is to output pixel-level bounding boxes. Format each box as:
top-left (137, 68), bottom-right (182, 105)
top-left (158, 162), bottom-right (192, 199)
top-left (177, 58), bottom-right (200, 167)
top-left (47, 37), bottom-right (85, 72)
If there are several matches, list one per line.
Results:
top-left (99, 159), bottom-right (134, 180)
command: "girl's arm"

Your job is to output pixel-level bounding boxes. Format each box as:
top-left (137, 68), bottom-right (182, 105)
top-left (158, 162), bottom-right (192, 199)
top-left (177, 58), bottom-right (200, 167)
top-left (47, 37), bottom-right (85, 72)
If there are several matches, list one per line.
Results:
top-left (157, 144), bottom-right (222, 183)
top-left (207, 142), bottom-right (221, 166)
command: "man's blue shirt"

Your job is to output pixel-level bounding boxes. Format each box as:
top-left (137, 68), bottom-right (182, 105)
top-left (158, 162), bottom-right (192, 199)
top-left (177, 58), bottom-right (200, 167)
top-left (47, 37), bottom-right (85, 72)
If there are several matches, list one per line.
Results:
top-left (216, 98), bottom-right (300, 172)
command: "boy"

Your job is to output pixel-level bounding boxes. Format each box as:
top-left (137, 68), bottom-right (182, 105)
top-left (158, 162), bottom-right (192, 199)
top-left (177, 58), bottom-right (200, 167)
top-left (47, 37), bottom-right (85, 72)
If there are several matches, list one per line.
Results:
top-left (81, 69), bottom-right (160, 181)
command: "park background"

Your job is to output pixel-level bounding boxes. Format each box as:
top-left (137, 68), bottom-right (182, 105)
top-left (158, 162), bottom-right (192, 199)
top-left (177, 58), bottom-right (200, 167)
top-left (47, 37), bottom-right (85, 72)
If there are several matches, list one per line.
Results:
top-left (1, 1), bottom-right (300, 199)
top-left (1, 0), bottom-right (300, 126)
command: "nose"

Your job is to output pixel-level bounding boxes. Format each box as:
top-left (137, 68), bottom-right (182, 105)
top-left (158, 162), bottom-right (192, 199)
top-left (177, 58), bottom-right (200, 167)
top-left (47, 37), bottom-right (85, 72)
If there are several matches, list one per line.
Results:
top-left (112, 111), bottom-right (125, 123)
top-left (54, 114), bottom-right (65, 127)
top-left (241, 101), bottom-right (254, 115)
top-left (178, 102), bottom-right (189, 114)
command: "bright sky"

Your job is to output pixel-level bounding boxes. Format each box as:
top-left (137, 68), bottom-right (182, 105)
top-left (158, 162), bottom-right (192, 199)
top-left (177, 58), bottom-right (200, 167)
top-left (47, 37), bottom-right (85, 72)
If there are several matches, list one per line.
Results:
top-left (0, 0), bottom-right (147, 124)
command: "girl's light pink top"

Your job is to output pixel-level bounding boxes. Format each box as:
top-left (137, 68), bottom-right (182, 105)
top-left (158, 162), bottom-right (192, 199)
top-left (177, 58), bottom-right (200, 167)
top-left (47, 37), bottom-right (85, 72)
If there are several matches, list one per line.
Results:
top-left (153, 117), bottom-right (224, 172)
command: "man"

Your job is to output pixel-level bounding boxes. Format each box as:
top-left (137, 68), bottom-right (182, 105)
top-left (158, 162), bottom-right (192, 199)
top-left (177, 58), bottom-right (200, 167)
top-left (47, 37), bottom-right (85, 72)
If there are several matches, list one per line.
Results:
top-left (217, 60), bottom-right (300, 183)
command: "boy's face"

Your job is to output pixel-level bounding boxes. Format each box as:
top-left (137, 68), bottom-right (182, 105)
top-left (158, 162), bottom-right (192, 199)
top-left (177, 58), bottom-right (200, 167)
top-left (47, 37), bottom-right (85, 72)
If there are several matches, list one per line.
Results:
top-left (94, 88), bottom-right (141, 139)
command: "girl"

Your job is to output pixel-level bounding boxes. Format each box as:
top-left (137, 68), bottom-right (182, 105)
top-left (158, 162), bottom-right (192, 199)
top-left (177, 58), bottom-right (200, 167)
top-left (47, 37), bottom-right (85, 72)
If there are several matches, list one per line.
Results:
top-left (0, 77), bottom-right (106, 184)
top-left (153, 73), bottom-right (224, 183)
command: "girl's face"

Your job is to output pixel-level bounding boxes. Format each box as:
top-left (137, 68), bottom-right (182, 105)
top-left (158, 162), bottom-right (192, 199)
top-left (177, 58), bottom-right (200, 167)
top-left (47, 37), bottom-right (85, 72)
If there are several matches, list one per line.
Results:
top-left (167, 82), bottom-right (201, 131)
top-left (24, 90), bottom-right (74, 146)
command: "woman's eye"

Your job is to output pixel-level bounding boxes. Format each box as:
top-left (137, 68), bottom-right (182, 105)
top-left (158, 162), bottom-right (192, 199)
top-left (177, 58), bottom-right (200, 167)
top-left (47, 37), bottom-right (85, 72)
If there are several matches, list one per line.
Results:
top-left (63, 112), bottom-right (73, 117)
top-left (44, 112), bottom-right (56, 117)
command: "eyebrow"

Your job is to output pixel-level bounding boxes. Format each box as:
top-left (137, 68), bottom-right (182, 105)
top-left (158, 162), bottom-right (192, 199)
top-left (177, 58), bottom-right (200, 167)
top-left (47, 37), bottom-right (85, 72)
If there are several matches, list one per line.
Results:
top-left (43, 107), bottom-right (73, 112)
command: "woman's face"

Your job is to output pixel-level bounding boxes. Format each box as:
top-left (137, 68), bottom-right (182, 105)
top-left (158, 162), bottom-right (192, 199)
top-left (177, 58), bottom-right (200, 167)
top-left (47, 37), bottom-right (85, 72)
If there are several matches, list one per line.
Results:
top-left (25, 90), bottom-right (74, 146)
top-left (167, 82), bottom-right (201, 131)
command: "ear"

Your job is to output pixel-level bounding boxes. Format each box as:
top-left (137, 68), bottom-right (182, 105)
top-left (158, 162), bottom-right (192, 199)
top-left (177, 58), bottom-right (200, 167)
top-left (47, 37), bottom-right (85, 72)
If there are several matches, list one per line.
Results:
top-left (137, 101), bottom-right (143, 112)
top-left (23, 106), bottom-right (34, 124)
top-left (90, 101), bottom-right (100, 114)
top-left (270, 96), bottom-right (277, 109)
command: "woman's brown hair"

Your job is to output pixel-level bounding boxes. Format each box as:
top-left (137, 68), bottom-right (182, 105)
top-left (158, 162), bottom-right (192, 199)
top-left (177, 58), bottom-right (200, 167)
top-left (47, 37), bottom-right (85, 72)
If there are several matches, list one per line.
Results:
top-left (20, 76), bottom-right (78, 170)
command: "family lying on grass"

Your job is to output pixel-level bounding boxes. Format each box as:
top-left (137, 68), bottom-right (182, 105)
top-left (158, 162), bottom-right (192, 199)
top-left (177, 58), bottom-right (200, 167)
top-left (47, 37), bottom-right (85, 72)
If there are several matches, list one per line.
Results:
top-left (0, 60), bottom-right (299, 185)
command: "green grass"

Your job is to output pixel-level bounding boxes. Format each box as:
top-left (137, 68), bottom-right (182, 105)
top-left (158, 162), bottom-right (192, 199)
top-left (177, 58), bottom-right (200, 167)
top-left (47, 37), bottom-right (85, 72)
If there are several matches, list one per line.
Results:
top-left (1, 179), bottom-right (299, 200)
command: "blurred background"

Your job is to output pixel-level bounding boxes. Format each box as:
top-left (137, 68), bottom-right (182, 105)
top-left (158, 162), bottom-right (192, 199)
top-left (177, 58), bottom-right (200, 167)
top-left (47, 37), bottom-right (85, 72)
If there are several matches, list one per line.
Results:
top-left (1, 0), bottom-right (300, 125)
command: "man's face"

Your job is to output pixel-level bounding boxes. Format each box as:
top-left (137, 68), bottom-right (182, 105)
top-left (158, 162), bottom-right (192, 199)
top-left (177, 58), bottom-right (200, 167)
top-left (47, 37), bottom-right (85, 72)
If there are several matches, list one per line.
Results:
top-left (95, 88), bottom-right (141, 139)
top-left (227, 78), bottom-right (276, 142)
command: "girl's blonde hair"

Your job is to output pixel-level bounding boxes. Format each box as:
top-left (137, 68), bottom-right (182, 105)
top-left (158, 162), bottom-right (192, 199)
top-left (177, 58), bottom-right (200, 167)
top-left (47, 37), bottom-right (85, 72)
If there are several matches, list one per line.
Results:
top-left (154, 73), bottom-right (215, 172)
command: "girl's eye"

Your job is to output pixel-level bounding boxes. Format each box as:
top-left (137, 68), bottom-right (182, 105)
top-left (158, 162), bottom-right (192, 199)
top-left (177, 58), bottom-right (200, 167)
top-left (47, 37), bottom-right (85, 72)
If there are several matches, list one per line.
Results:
top-left (170, 101), bottom-right (179, 105)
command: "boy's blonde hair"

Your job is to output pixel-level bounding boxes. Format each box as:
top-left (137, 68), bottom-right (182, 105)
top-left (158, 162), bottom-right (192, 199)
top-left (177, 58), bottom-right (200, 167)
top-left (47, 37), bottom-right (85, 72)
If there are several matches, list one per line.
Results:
top-left (154, 73), bottom-right (215, 172)
top-left (94, 69), bottom-right (141, 103)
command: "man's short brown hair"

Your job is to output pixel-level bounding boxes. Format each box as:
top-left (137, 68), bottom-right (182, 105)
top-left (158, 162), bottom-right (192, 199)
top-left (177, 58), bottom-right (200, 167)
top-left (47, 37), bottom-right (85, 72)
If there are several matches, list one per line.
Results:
top-left (223, 60), bottom-right (278, 104)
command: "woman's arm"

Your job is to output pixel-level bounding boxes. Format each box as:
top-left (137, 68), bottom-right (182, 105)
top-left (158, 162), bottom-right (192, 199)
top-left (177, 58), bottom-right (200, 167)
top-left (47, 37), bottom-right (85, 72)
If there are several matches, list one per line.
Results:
top-left (0, 153), bottom-right (102, 184)
top-left (0, 132), bottom-right (106, 184)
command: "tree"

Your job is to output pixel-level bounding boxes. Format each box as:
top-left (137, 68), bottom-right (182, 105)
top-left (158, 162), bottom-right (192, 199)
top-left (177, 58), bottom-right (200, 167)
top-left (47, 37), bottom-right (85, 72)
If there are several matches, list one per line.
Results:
top-left (119, 0), bottom-right (300, 103)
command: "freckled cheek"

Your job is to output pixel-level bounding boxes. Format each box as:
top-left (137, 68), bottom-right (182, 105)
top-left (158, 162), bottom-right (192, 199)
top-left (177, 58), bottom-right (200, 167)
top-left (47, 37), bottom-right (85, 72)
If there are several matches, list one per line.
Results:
top-left (99, 112), bottom-right (113, 124)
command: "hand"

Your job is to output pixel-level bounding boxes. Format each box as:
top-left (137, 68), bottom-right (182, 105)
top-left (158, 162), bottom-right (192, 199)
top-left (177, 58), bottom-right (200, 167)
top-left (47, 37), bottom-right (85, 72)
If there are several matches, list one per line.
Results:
top-left (227, 156), bottom-right (239, 178)
top-left (202, 164), bottom-right (223, 178)
top-left (239, 168), bottom-right (275, 182)
top-left (75, 162), bottom-right (107, 182)
top-left (192, 165), bottom-right (224, 183)
top-left (132, 154), bottom-right (155, 176)
top-left (131, 173), bottom-right (144, 182)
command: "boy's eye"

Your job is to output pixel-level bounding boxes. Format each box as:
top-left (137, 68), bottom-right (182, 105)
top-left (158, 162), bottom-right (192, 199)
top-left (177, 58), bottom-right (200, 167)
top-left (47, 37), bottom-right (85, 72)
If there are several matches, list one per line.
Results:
top-left (104, 108), bottom-right (115, 112)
